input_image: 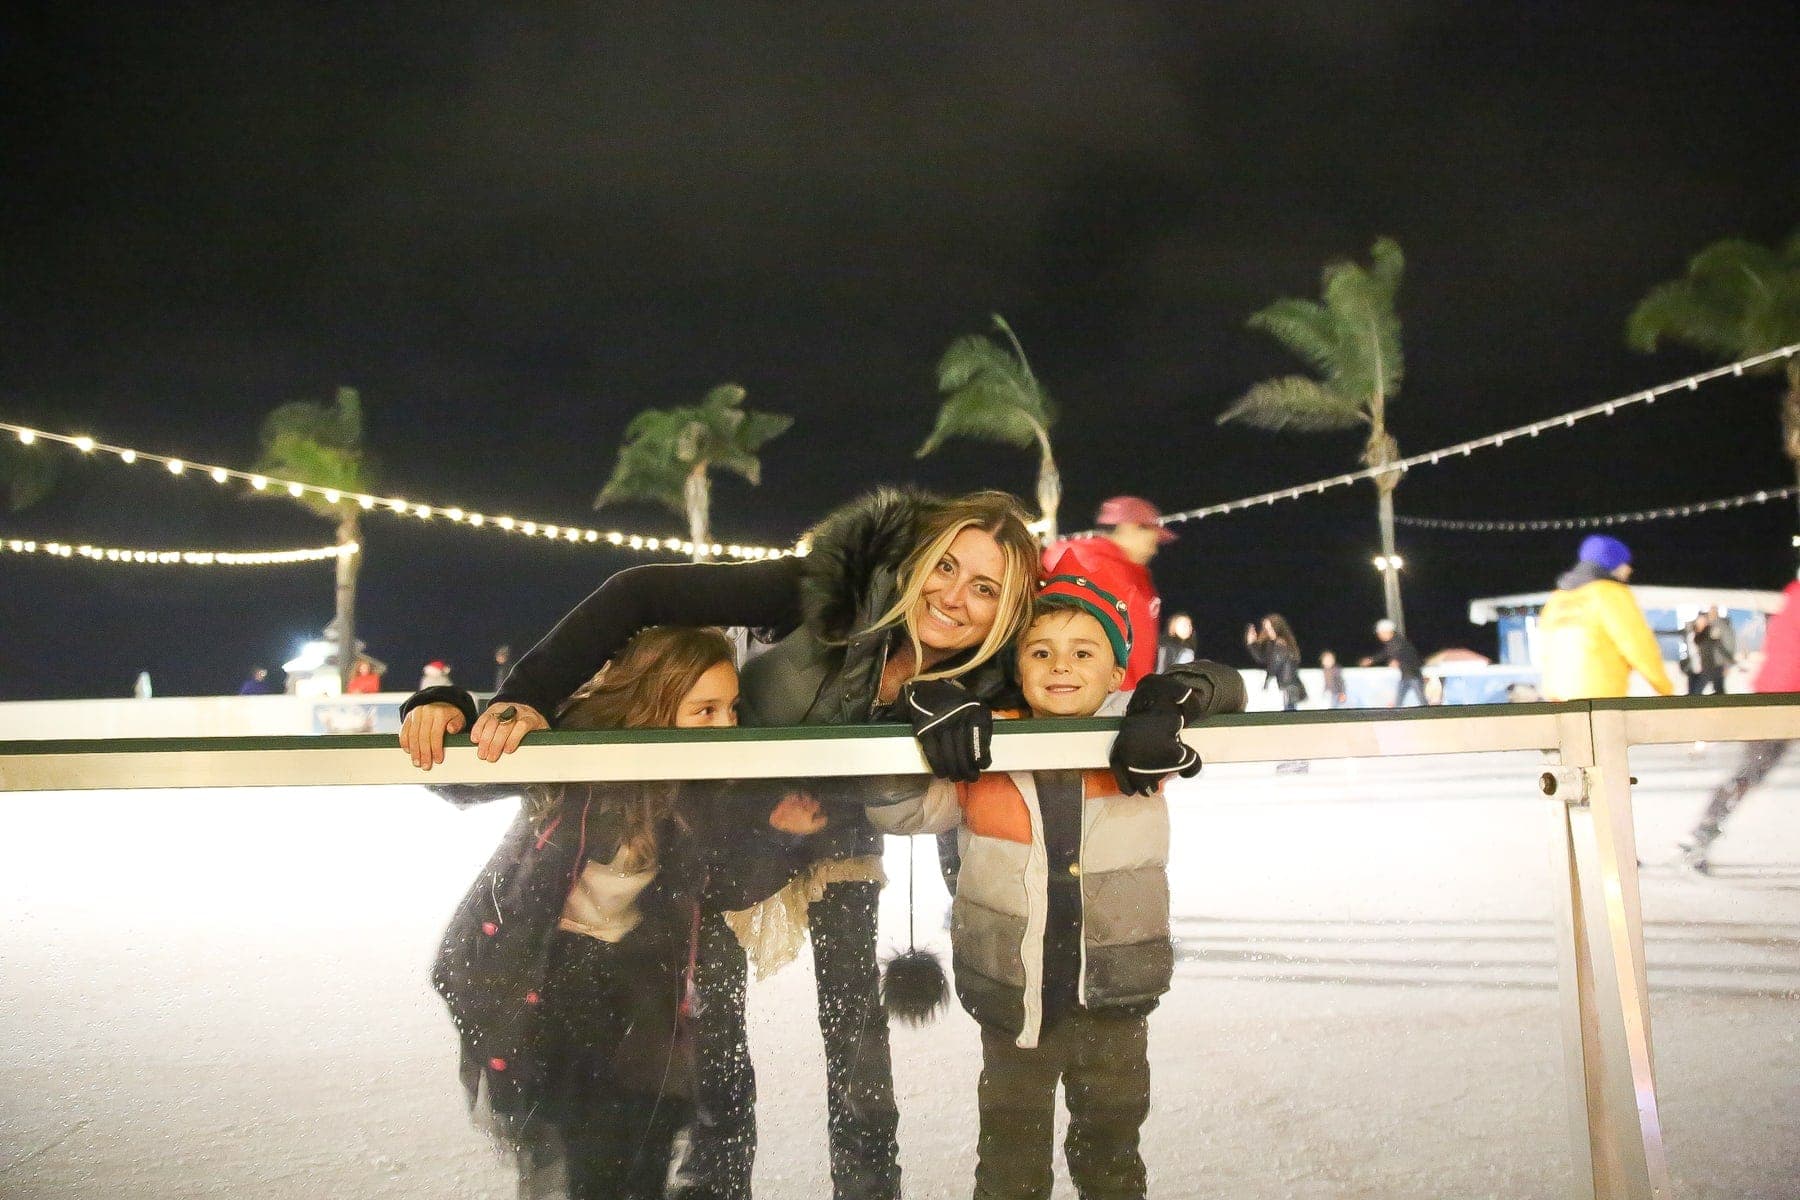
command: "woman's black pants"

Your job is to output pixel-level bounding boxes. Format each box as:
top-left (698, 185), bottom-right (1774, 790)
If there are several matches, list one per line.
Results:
top-left (673, 879), bottom-right (901, 1200)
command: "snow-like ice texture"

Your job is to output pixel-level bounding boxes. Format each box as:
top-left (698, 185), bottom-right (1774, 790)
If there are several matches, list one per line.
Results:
top-left (1, 746), bottom-right (1795, 1198)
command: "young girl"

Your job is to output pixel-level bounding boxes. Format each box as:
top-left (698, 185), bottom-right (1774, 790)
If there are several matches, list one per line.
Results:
top-left (415, 626), bottom-right (820, 1200)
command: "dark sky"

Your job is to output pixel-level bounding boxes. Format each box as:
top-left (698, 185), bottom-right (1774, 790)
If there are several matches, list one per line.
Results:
top-left (2, 3), bottom-right (1797, 700)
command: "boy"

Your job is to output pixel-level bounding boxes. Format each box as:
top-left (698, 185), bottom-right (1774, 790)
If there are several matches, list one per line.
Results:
top-left (867, 559), bottom-right (1244, 1199)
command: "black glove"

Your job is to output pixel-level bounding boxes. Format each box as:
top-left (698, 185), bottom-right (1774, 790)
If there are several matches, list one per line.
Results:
top-left (1109, 674), bottom-right (1203, 795)
top-left (900, 679), bottom-right (994, 782)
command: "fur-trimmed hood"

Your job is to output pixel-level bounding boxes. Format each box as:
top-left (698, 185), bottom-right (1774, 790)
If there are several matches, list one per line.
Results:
top-left (798, 487), bottom-right (936, 640)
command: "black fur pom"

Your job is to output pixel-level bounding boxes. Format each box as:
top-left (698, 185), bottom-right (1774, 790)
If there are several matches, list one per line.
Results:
top-left (880, 947), bottom-right (949, 1025)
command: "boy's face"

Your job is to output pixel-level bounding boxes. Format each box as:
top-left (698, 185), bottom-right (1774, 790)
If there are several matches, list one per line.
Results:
top-left (1017, 609), bottom-right (1125, 717)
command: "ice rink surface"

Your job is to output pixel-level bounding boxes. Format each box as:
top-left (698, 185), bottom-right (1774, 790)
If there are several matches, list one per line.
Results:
top-left (2, 743), bottom-right (1795, 1198)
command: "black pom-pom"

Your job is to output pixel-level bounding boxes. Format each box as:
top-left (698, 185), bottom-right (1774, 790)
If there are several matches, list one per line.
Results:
top-left (880, 947), bottom-right (949, 1025)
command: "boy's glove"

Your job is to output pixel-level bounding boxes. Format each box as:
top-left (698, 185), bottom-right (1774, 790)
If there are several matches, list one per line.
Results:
top-left (1109, 674), bottom-right (1203, 795)
top-left (900, 679), bottom-right (993, 782)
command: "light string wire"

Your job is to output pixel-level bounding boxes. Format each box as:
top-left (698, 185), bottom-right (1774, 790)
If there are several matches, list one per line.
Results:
top-left (2, 535), bottom-right (356, 566)
top-left (0, 420), bottom-right (800, 561)
top-left (1396, 485), bottom-right (1799, 533)
top-left (1063, 343), bottom-right (1799, 539)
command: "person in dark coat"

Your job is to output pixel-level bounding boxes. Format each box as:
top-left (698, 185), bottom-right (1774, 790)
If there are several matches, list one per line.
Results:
top-left (400, 487), bottom-right (1210, 1200)
top-left (417, 626), bottom-right (820, 1200)
top-left (1245, 614), bottom-right (1305, 711)
top-left (1362, 618), bottom-right (1427, 707)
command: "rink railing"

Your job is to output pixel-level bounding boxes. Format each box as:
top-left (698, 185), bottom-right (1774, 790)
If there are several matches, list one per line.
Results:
top-left (5, 692), bottom-right (1799, 1200)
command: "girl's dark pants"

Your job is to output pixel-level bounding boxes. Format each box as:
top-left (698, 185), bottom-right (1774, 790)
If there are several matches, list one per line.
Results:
top-left (526, 932), bottom-right (692, 1200)
top-left (675, 879), bottom-right (901, 1200)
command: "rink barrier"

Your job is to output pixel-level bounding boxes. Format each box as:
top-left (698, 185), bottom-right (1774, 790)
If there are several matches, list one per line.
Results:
top-left (5, 691), bottom-right (1799, 1200)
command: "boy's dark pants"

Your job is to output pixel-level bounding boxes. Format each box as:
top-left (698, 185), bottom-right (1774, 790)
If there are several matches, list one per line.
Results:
top-left (975, 1010), bottom-right (1151, 1200)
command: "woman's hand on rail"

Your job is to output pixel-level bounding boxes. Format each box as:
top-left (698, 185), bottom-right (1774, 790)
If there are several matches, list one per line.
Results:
top-left (400, 701), bottom-right (465, 770)
top-left (468, 701), bottom-right (550, 762)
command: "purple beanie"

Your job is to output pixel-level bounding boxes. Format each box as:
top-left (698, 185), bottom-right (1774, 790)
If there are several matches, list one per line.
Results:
top-left (1578, 534), bottom-right (1632, 572)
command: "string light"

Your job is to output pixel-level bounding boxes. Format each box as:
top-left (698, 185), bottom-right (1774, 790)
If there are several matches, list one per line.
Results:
top-left (0, 419), bottom-right (801, 559)
top-left (1062, 343), bottom-right (1800, 537)
top-left (1, 536), bottom-right (357, 567)
top-left (1395, 485), bottom-right (1800, 533)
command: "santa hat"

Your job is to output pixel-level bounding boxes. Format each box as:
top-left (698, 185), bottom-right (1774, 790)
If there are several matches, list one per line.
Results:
top-left (1038, 551), bottom-right (1133, 666)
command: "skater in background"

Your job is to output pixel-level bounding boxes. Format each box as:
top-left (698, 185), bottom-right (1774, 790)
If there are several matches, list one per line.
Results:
top-left (1679, 579), bottom-right (1800, 873)
top-left (238, 666), bottom-right (275, 695)
top-left (419, 659), bottom-right (454, 690)
top-left (1245, 614), bottom-right (1305, 711)
top-left (1680, 610), bottom-right (1731, 695)
top-left (1155, 611), bottom-right (1197, 673)
top-left (1535, 535), bottom-right (1674, 701)
top-left (493, 643), bottom-right (514, 693)
top-left (1361, 618), bottom-right (1427, 707)
top-left (346, 659), bottom-right (383, 694)
top-left (1319, 650), bottom-right (1348, 708)
top-left (404, 626), bottom-right (821, 1199)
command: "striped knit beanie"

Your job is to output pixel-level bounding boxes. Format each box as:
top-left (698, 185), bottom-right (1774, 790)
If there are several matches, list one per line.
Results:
top-left (1038, 550), bottom-right (1133, 666)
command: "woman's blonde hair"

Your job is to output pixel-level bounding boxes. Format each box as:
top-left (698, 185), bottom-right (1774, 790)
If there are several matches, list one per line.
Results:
top-left (868, 490), bottom-right (1040, 684)
top-left (524, 625), bottom-right (736, 870)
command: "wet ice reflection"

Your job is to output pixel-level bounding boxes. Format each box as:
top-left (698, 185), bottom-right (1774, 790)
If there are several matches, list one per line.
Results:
top-left (4, 746), bottom-right (1790, 1196)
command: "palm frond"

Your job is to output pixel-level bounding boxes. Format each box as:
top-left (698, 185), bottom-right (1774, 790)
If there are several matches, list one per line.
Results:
top-left (1217, 376), bottom-right (1369, 433)
top-left (1247, 297), bottom-right (1337, 378)
top-left (1627, 279), bottom-right (1753, 358)
top-left (917, 388), bottom-right (1041, 457)
top-left (1321, 251), bottom-right (1405, 402)
top-left (597, 384), bottom-right (787, 508)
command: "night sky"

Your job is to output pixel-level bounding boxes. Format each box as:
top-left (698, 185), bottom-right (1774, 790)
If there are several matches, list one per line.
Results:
top-left (3, 4), bottom-right (1797, 701)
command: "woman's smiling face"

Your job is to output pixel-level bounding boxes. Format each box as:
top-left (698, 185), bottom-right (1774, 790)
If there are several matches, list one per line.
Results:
top-left (911, 527), bottom-right (1007, 657)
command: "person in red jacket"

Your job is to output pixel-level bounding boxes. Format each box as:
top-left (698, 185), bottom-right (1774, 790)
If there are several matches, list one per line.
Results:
top-left (1678, 579), bottom-right (1800, 873)
top-left (1041, 495), bottom-right (1172, 688)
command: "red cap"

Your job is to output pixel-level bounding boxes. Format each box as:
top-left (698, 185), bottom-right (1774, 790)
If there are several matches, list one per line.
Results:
top-left (425, 660), bottom-right (450, 672)
top-left (1038, 550), bottom-right (1134, 666)
top-left (1095, 496), bottom-right (1176, 542)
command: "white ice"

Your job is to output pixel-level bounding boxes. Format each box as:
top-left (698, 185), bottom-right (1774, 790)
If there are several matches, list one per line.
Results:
top-left (0, 745), bottom-right (1795, 1198)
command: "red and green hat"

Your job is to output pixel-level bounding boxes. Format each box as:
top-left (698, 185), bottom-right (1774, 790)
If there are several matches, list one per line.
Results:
top-left (1038, 550), bottom-right (1133, 666)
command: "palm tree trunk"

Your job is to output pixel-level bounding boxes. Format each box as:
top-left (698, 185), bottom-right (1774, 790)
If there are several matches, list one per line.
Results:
top-left (1035, 434), bottom-right (1061, 544)
top-left (334, 511), bottom-right (361, 692)
top-left (685, 463), bottom-right (711, 563)
top-left (1376, 489), bottom-right (1404, 633)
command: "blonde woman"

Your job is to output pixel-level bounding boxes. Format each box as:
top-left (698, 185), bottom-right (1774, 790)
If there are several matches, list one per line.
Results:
top-left (404, 488), bottom-right (1041, 1200)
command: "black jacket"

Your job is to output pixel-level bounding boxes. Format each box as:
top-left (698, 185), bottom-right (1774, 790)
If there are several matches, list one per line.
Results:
top-left (431, 780), bottom-right (808, 1133)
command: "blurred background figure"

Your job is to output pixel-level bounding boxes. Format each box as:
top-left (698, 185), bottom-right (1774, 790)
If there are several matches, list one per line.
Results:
top-left (346, 659), bottom-right (384, 694)
top-left (133, 671), bottom-right (153, 699)
top-left (1320, 650), bottom-right (1348, 708)
top-left (1361, 618), bottom-right (1427, 707)
top-left (419, 660), bottom-right (453, 690)
top-left (1156, 612), bottom-right (1196, 672)
top-left (1681, 608), bottom-right (1734, 695)
top-left (1536, 535), bottom-right (1674, 701)
top-left (238, 666), bottom-right (275, 695)
top-left (1246, 615), bottom-right (1305, 712)
top-left (1679, 579), bottom-right (1800, 873)
top-left (492, 644), bottom-right (513, 692)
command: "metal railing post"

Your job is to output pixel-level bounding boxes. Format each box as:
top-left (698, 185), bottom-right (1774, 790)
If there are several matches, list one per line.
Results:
top-left (1548, 706), bottom-right (1669, 1198)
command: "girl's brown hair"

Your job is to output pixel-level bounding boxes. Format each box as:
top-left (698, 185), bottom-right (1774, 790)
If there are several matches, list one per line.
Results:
top-left (867, 490), bottom-right (1040, 684)
top-left (1262, 613), bottom-right (1300, 657)
top-left (524, 625), bottom-right (736, 870)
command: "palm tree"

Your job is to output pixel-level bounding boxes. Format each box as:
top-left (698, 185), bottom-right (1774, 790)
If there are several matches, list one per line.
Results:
top-left (254, 386), bottom-right (378, 691)
top-left (1218, 238), bottom-right (1409, 630)
top-left (1628, 229), bottom-right (1800, 519)
top-left (595, 384), bottom-right (792, 563)
top-left (919, 314), bottom-right (1061, 541)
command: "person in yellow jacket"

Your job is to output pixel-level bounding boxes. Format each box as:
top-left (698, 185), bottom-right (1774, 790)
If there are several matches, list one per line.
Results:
top-left (1537, 534), bottom-right (1676, 700)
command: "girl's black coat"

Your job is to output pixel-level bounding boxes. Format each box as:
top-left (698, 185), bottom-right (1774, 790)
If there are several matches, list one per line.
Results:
top-left (432, 782), bottom-right (805, 1129)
